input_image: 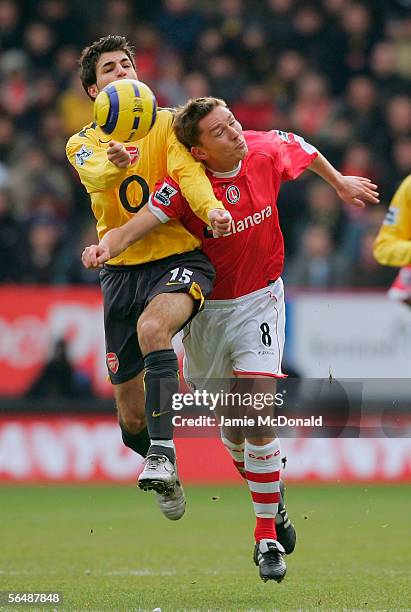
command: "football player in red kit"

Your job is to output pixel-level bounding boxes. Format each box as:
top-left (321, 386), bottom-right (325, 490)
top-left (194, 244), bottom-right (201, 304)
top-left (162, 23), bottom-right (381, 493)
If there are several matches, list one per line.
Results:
top-left (82, 98), bottom-right (379, 583)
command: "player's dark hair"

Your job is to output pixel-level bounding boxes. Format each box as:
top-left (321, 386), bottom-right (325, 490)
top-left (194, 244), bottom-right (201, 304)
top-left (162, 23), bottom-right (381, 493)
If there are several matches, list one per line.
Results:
top-left (79, 35), bottom-right (136, 98)
top-left (174, 97), bottom-right (227, 149)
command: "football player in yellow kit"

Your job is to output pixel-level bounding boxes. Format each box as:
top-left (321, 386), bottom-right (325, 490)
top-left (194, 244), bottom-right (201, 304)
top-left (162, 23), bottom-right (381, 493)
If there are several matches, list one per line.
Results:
top-left (374, 175), bottom-right (411, 306)
top-left (66, 35), bottom-right (231, 520)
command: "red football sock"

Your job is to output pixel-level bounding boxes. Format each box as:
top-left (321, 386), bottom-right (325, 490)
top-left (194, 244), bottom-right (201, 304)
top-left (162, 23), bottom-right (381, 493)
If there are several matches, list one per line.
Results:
top-left (245, 439), bottom-right (281, 543)
top-left (254, 516), bottom-right (277, 542)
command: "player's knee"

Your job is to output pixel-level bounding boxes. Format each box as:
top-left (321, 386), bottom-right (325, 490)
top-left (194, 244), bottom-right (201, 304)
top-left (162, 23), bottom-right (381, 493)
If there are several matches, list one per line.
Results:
top-left (116, 395), bottom-right (145, 434)
top-left (119, 411), bottom-right (146, 434)
top-left (137, 317), bottom-right (169, 353)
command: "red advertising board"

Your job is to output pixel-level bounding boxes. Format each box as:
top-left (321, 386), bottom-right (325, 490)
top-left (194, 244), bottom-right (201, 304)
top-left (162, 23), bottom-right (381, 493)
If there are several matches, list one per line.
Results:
top-left (0, 286), bottom-right (110, 396)
top-left (0, 416), bottom-right (410, 483)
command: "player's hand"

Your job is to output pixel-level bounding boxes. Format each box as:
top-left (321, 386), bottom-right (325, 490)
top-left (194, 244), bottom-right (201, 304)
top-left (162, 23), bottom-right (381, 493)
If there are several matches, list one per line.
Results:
top-left (82, 243), bottom-right (111, 268)
top-left (208, 209), bottom-right (232, 237)
top-left (107, 141), bottom-right (131, 168)
top-left (336, 175), bottom-right (380, 208)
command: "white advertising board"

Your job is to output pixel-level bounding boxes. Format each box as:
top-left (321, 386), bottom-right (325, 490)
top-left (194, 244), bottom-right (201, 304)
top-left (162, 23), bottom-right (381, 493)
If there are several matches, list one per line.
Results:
top-left (290, 293), bottom-right (411, 378)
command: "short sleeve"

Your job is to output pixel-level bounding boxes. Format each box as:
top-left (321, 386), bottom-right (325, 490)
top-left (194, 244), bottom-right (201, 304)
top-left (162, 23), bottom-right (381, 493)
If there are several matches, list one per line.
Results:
top-left (148, 177), bottom-right (186, 223)
top-left (274, 131), bottom-right (318, 182)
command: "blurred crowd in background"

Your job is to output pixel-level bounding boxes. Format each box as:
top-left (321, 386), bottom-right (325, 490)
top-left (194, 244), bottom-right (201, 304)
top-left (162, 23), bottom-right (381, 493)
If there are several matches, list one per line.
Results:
top-left (0, 0), bottom-right (410, 289)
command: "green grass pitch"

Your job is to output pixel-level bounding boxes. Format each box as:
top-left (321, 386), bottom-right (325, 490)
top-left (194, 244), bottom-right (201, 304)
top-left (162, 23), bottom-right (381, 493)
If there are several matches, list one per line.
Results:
top-left (0, 483), bottom-right (410, 611)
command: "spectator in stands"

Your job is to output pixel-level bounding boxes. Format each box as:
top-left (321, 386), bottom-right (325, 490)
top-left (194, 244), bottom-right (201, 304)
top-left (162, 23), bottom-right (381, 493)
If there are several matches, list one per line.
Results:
top-left (27, 337), bottom-right (92, 398)
top-left (97, 0), bottom-right (135, 44)
top-left (291, 72), bottom-right (335, 138)
top-left (207, 54), bottom-right (247, 103)
top-left (0, 0), bottom-right (409, 291)
top-left (0, 0), bottom-right (22, 52)
top-left (57, 74), bottom-right (93, 136)
top-left (338, 76), bottom-right (384, 148)
top-left (61, 220), bottom-right (100, 285)
top-left (347, 228), bottom-right (396, 288)
top-left (340, 2), bottom-right (378, 75)
top-left (20, 212), bottom-right (65, 284)
top-left (231, 82), bottom-right (280, 132)
top-left (190, 27), bottom-right (225, 73)
top-left (295, 180), bottom-right (348, 249)
top-left (131, 25), bottom-right (160, 82)
top-left (8, 148), bottom-right (72, 218)
top-left (0, 115), bottom-right (27, 166)
top-left (274, 49), bottom-right (307, 111)
top-left (369, 40), bottom-right (409, 100)
top-left (385, 95), bottom-right (411, 143)
top-left (391, 139), bottom-right (411, 187)
top-left (264, 0), bottom-right (297, 53)
top-left (155, 0), bottom-right (203, 56)
top-left (0, 49), bottom-right (30, 117)
top-left (35, 0), bottom-right (86, 48)
top-left (182, 71), bottom-right (211, 99)
top-left (0, 188), bottom-right (24, 282)
top-left (23, 21), bottom-right (56, 71)
top-left (156, 55), bottom-right (187, 107)
top-left (285, 224), bottom-right (347, 288)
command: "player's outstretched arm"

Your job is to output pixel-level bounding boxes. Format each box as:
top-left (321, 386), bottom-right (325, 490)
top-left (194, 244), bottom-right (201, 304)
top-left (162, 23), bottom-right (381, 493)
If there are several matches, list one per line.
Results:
top-left (82, 208), bottom-right (161, 268)
top-left (308, 152), bottom-right (380, 208)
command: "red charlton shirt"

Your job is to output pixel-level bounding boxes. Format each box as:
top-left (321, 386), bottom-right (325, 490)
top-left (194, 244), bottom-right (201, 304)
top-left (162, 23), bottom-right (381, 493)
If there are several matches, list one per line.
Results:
top-left (149, 130), bottom-right (317, 299)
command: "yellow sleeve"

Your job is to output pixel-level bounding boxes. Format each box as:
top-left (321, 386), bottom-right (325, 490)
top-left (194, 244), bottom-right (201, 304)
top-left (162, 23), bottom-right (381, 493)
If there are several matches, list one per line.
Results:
top-left (373, 175), bottom-right (411, 266)
top-left (66, 130), bottom-right (130, 193)
top-left (166, 124), bottom-right (224, 225)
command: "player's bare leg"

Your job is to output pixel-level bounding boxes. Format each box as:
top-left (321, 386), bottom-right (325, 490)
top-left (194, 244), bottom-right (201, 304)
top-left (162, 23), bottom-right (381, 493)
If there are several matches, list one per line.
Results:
top-left (136, 291), bottom-right (194, 517)
top-left (115, 371), bottom-right (150, 451)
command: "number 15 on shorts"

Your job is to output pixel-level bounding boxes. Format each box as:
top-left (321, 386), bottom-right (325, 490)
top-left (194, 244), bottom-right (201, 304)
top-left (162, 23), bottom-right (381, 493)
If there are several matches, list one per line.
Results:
top-left (168, 267), bottom-right (193, 284)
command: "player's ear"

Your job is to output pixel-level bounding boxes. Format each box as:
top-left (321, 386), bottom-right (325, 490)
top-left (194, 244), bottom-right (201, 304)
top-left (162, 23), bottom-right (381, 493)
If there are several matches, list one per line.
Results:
top-left (191, 146), bottom-right (207, 162)
top-left (88, 84), bottom-right (98, 99)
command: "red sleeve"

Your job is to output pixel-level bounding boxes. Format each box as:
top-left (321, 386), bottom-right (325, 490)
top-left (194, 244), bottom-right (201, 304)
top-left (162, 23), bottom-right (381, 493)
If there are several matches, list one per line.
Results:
top-left (148, 176), bottom-right (186, 222)
top-left (274, 131), bottom-right (318, 182)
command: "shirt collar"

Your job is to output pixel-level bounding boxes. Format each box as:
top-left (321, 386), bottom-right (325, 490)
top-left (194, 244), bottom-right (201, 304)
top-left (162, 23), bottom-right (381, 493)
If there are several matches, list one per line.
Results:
top-left (209, 161), bottom-right (242, 178)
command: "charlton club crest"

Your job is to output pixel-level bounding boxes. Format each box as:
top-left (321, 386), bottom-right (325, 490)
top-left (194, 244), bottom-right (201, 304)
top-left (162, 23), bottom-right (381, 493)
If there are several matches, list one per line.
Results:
top-left (106, 352), bottom-right (119, 374)
top-left (226, 185), bottom-right (240, 204)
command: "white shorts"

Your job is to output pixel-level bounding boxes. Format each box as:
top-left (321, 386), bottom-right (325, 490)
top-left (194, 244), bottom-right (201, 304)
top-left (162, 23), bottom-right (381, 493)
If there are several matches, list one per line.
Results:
top-left (182, 279), bottom-right (286, 391)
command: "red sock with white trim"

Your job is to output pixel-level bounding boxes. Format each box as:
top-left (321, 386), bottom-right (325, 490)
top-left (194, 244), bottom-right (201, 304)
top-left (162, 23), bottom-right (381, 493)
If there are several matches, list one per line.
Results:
top-left (221, 436), bottom-right (246, 479)
top-left (245, 438), bottom-right (281, 543)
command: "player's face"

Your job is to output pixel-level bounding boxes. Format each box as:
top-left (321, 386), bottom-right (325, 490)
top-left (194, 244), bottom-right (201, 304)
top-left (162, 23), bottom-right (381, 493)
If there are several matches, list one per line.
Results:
top-left (194, 105), bottom-right (248, 172)
top-left (88, 51), bottom-right (137, 99)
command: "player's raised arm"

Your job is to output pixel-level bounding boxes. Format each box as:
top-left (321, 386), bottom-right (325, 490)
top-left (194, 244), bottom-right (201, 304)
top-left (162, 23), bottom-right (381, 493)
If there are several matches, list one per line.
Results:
top-left (82, 207), bottom-right (161, 268)
top-left (307, 152), bottom-right (380, 208)
top-left (373, 175), bottom-right (411, 266)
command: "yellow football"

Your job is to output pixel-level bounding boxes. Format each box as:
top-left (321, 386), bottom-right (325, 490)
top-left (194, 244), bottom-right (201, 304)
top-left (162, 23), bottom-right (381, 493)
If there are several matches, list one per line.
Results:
top-left (93, 78), bottom-right (157, 142)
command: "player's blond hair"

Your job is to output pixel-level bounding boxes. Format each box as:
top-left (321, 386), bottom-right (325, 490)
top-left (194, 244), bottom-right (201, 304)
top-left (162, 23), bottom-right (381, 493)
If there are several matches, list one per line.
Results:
top-left (174, 97), bottom-right (227, 149)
